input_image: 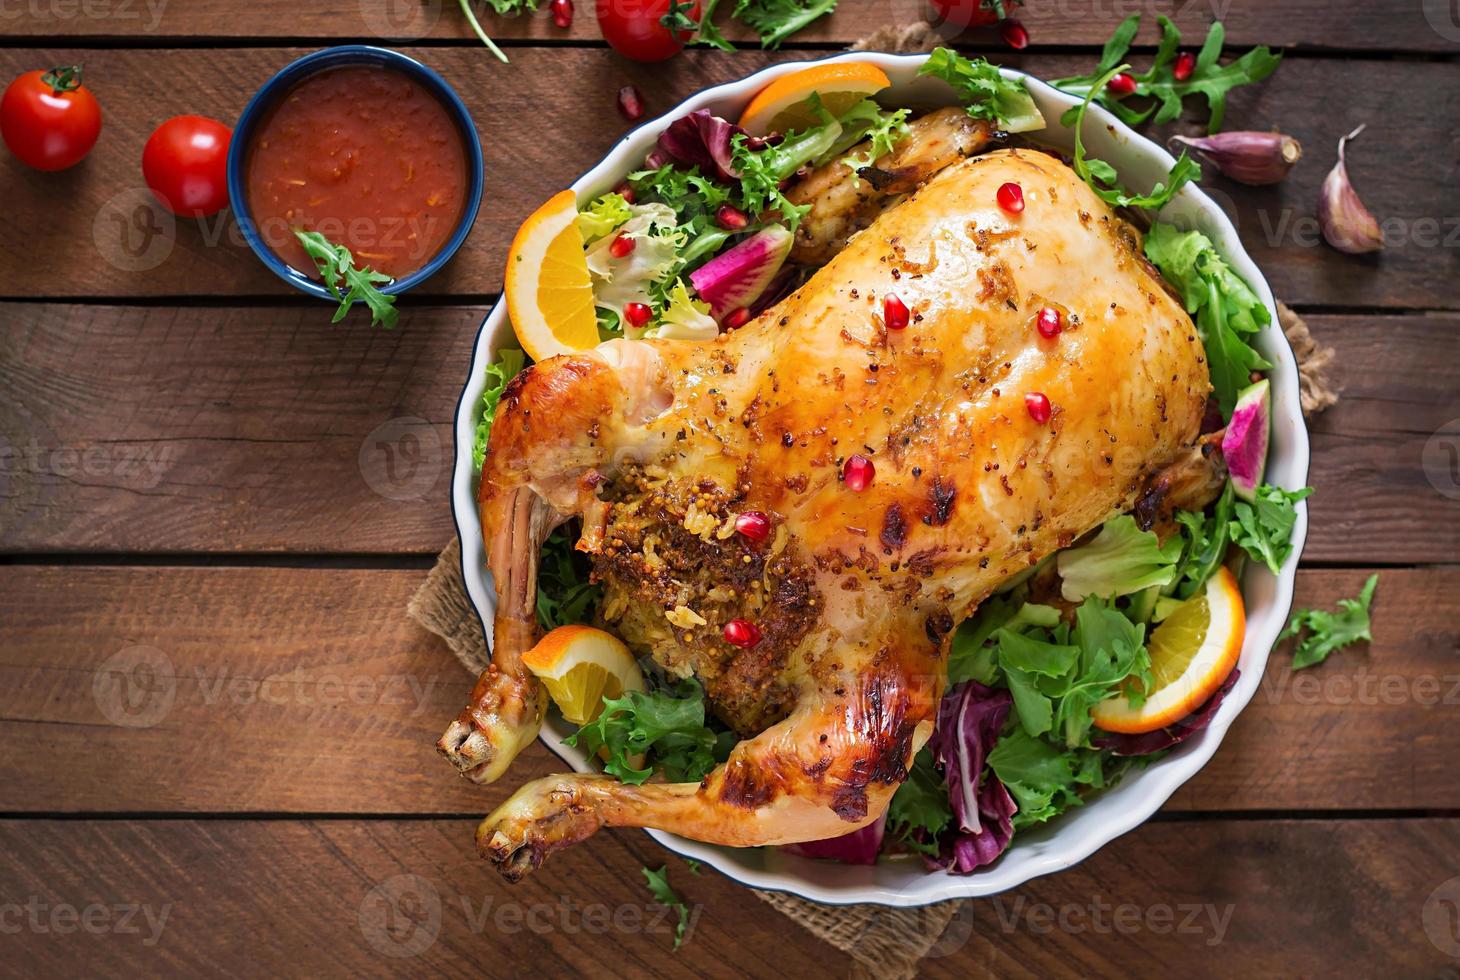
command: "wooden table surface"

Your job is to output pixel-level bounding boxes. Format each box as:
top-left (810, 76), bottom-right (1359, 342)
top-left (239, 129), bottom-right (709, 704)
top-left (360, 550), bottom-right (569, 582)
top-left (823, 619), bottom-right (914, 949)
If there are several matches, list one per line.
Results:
top-left (3, 2), bottom-right (1459, 975)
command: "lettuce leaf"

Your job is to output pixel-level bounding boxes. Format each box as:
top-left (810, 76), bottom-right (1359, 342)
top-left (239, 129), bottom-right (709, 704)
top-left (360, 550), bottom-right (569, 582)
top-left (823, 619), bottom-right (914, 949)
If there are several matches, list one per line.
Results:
top-left (1229, 483), bottom-right (1311, 575)
top-left (565, 678), bottom-right (734, 784)
top-left (1056, 514), bottom-right (1182, 602)
top-left (576, 192), bottom-right (633, 244)
top-left (472, 347), bottom-right (526, 470)
top-left (927, 681), bottom-right (1016, 873)
top-left (917, 48), bottom-right (1045, 133)
top-left (647, 279), bottom-right (719, 341)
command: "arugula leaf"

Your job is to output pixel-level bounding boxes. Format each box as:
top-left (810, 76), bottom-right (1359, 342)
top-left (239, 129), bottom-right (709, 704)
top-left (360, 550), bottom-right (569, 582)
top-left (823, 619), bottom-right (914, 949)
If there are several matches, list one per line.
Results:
top-left (1281, 575), bottom-right (1378, 670)
top-left (917, 48), bottom-right (1045, 133)
top-left (732, 0), bottom-right (838, 49)
top-left (1168, 483), bottom-right (1237, 598)
top-left (1052, 15), bottom-right (1282, 134)
top-left (987, 728), bottom-right (1096, 829)
top-left (1144, 222), bottom-right (1271, 417)
top-left (994, 629), bottom-right (1080, 738)
top-left (948, 597), bottom-right (1061, 685)
top-left (1055, 514), bottom-right (1182, 602)
top-left (293, 229), bottom-right (398, 329)
top-left (683, 0), bottom-right (735, 50)
top-left (885, 747), bottom-right (953, 858)
top-left (1068, 64), bottom-right (1201, 211)
top-left (1229, 483), bottom-right (1312, 575)
top-left (566, 678), bottom-right (733, 784)
top-left (536, 525), bottom-right (600, 630)
top-left (641, 865), bottom-right (692, 948)
top-left (472, 347), bottom-right (526, 470)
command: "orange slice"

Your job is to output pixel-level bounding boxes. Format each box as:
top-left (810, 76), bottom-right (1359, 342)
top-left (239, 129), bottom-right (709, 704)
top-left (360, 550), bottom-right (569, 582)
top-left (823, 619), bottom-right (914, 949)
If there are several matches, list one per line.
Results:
top-left (737, 62), bottom-right (891, 137)
top-left (1091, 566), bottom-right (1245, 734)
top-left (521, 625), bottom-right (644, 726)
top-left (504, 190), bottom-right (599, 362)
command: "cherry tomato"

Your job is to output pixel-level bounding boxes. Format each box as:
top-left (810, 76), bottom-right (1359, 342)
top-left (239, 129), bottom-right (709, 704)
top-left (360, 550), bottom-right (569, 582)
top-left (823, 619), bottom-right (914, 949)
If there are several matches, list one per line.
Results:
top-left (0, 66), bottom-right (102, 171)
top-left (596, 0), bottom-right (699, 62)
top-left (927, 0), bottom-right (1020, 29)
top-left (142, 114), bottom-right (232, 217)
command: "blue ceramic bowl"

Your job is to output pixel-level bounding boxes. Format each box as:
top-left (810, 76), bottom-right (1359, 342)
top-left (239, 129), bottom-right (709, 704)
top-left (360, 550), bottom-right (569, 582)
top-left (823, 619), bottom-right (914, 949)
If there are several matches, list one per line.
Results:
top-left (226, 45), bottom-right (484, 301)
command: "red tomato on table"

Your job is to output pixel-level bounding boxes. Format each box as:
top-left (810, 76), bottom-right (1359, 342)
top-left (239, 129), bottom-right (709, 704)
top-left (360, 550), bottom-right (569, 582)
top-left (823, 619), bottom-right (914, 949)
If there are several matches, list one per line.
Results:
top-left (596, 0), bottom-right (700, 62)
top-left (142, 114), bottom-right (232, 218)
top-left (0, 66), bottom-right (102, 171)
top-left (928, 0), bottom-right (1019, 29)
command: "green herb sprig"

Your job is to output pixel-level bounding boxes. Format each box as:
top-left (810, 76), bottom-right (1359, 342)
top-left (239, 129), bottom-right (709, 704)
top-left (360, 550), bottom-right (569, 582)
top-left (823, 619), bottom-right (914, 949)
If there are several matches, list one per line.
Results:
top-left (1280, 574), bottom-right (1378, 670)
top-left (293, 230), bottom-right (399, 329)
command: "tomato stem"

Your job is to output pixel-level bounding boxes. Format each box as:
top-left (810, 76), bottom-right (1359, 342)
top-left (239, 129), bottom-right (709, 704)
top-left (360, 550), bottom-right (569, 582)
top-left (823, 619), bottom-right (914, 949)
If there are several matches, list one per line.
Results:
top-left (41, 65), bottom-right (83, 95)
top-left (457, 0), bottom-right (510, 63)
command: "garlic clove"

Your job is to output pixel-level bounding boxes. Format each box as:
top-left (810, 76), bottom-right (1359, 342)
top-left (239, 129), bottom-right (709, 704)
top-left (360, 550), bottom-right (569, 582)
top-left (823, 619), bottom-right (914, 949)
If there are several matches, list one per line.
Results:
top-left (1319, 124), bottom-right (1383, 254)
top-left (1169, 130), bottom-right (1302, 185)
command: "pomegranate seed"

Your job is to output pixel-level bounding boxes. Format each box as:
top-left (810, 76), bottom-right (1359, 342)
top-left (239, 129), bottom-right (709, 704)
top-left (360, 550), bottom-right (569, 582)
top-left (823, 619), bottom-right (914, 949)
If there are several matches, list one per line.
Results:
top-left (1000, 19), bottom-right (1029, 50)
top-left (723, 307), bottom-right (752, 329)
top-left (1025, 392), bottom-right (1052, 424)
top-left (614, 182), bottom-right (636, 204)
top-left (609, 234), bottom-right (635, 258)
top-left (735, 511), bottom-right (770, 542)
top-left (1035, 306), bottom-right (1062, 338)
top-left (1107, 72), bottom-right (1137, 97)
top-left (883, 293), bottom-right (909, 331)
top-left (716, 204), bottom-right (749, 230)
top-left (723, 619), bottom-right (762, 649)
top-left (996, 181), bottom-right (1024, 214)
top-left (843, 454), bottom-right (875, 491)
top-left (623, 302), bottom-right (652, 328)
top-left (550, 0), bottom-right (572, 28)
top-left (616, 84), bottom-right (644, 121)
top-left (1173, 51), bottom-right (1196, 82)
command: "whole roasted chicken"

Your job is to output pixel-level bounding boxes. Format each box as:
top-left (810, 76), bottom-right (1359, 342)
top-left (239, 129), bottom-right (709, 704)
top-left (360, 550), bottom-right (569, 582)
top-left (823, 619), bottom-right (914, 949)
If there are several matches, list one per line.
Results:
top-left (440, 145), bottom-right (1210, 880)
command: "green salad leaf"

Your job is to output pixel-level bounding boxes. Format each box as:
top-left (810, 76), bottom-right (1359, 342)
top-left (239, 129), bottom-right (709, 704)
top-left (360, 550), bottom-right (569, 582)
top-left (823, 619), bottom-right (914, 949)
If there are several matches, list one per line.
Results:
top-left (1168, 484), bottom-right (1237, 598)
top-left (641, 864), bottom-right (693, 949)
top-left (472, 347), bottom-right (526, 470)
top-left (1229, 483), bottom-right (1311, 575)
top-left (918, 47), bottom-right (1044, 133)
top-left (948, 596), bottom-right (1061, 685)
top-left (1068, 64), bottom-right (1202, 211)
top-left (732, 0), bottom-right (838, 48)
top-left (566, 678), bottom-right (734, 785)
top-left (1280, 574), bottom-right (1378, 670)
top-left (1144, 222), bottom-right (1271, 417)
top-left (576, 192), bottom-right (633, 243)
top-left (536, 525), bottom-right (599, 630)
top-left (293, 229), bottom-right (399, 329)
top-left (1055, 514), bottom-right (1182, 602)
top-left (885, 747), bottom-right (953, 858)
top-left (987, 728), bottom-right (1104, 830)
top-left (1052, 15), bottom-right (1282, 134)
top-left (825, 99), bottom-right (911, 172)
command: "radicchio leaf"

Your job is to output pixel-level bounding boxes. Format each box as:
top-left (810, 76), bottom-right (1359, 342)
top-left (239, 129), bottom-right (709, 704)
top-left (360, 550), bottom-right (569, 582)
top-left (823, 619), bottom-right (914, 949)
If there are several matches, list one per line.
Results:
top-left (928, 680), bottom-right (1017, 874)
top-left (1094, 667), bottom-right (1241, 756)
top-left (781, 812), bottom-right (887, 866)
top-left (655, 109), bottom-right (748, 183)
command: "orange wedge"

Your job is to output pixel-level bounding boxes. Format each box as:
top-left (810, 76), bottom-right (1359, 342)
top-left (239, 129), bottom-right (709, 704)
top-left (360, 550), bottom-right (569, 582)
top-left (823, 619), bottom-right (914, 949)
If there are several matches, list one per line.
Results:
top-left (737, 62), bottom-right (891, 136)
top-left (1091, 566), bottom-right (1245, 734)
top-left (504, 190), bottom-right (599, 363)
top-left (521, 625), bottom-right (645, 726)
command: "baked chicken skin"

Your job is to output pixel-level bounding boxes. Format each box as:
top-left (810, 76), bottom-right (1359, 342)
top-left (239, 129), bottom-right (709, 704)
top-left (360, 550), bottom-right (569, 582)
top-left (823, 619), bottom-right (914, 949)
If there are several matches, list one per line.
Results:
top-left (440, 147), bottom-right (1211, 881)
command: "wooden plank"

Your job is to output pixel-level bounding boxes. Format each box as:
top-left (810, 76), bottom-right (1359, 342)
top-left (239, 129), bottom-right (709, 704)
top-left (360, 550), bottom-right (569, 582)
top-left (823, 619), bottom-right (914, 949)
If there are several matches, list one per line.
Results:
top-left (0, 817), bottom-right (849, 977)
top-left (5, 306), bottom-right (1457, 561)
top-left (0, 0), bottom-right (1450, 52)
top-left (0, 564), bottom-right (1454, 815)
top-left (0, 47), bottom-right (1454, 309)
top-left (0, 816), bottom-right (1455, 976)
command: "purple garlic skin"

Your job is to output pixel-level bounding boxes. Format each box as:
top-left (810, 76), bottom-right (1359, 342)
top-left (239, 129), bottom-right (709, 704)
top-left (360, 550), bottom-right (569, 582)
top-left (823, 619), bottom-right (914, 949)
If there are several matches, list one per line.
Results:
top-left (1169, 131), bottom-right (1302, 185)
top-left (1319, 124), bottom-right (1383, 254)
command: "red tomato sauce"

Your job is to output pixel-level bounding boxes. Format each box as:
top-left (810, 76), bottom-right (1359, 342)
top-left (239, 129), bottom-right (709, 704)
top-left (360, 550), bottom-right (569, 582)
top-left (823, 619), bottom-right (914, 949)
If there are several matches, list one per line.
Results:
top-left (245, 66), bottom-right (469, 280)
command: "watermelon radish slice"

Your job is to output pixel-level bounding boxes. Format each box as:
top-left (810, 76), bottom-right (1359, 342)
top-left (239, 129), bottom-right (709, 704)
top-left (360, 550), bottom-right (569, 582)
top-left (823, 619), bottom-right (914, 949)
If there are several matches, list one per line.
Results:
top-left (688, 224), bottom-right (793, 321)
top-left (1222, 378), bottom-right (1271, 501)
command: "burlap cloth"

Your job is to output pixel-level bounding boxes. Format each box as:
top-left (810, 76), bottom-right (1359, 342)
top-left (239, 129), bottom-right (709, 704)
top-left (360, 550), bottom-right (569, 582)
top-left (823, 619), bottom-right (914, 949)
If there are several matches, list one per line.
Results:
top-left (408, 19), bottom-right (1339, 971)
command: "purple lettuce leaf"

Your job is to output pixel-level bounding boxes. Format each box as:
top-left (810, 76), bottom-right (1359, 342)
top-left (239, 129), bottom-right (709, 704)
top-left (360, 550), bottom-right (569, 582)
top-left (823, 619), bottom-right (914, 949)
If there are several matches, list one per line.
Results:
top-left (781, 812), bottom-right (887, 866)
top-left (927, 680), bottom-right (1017, 874)
top-left (655, 109), bottom-right (747, 183)
top-left (1094, 667), bottom-right (1242, 756)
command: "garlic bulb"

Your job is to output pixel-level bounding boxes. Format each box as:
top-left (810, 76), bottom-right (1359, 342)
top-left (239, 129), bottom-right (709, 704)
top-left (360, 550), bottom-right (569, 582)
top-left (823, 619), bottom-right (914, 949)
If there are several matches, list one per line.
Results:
top-left (1169, 131), bottom-right (1302, 185)
top-left (1319, 125), bottom-right (1383, 254)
